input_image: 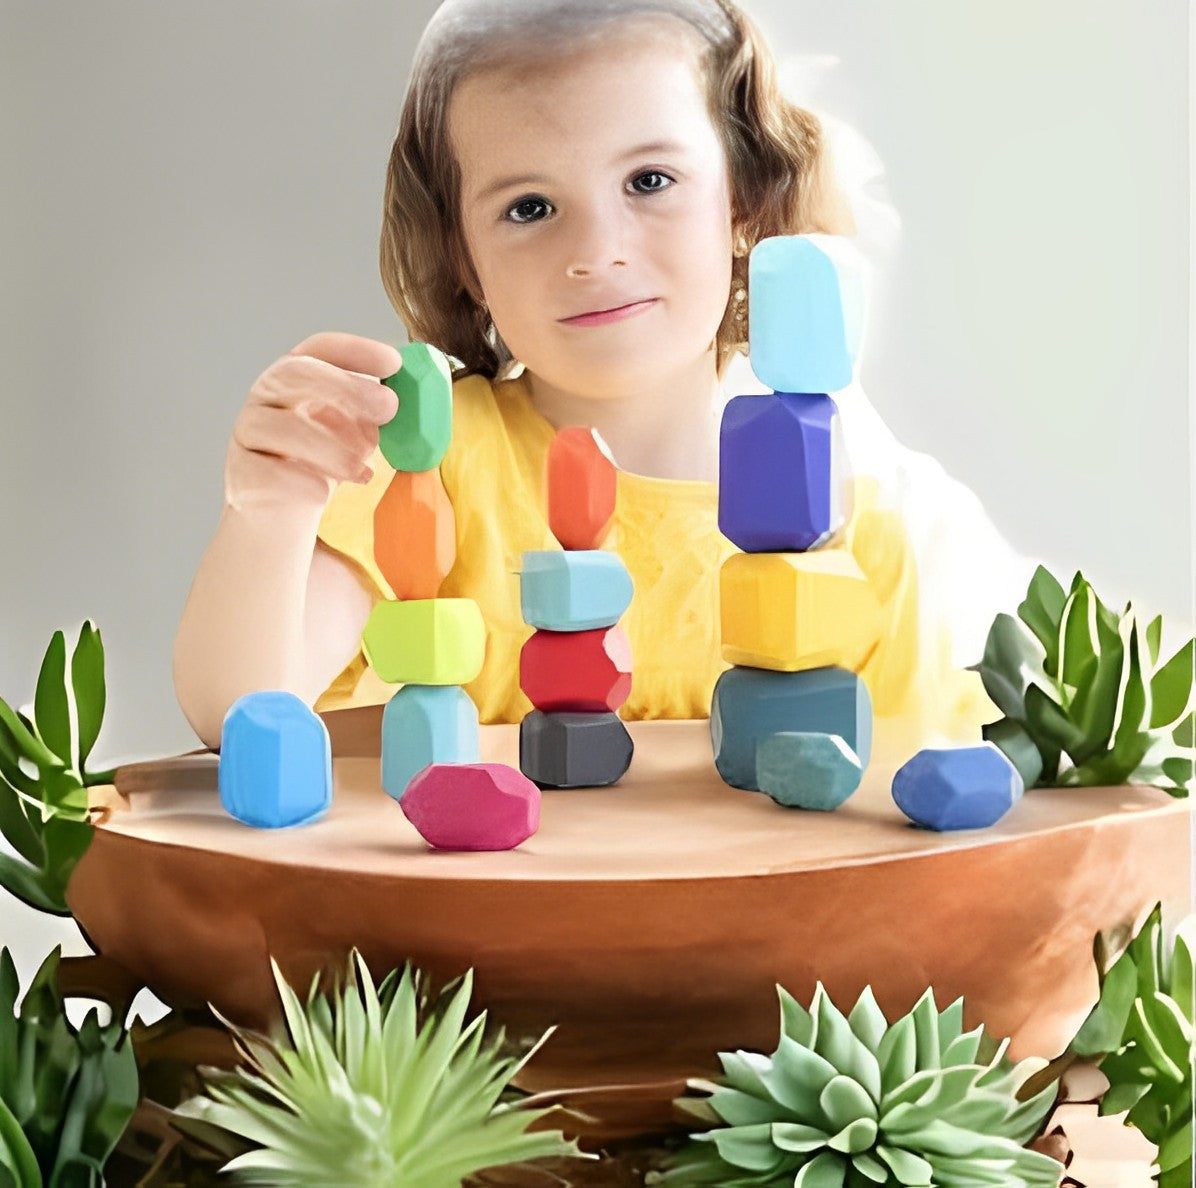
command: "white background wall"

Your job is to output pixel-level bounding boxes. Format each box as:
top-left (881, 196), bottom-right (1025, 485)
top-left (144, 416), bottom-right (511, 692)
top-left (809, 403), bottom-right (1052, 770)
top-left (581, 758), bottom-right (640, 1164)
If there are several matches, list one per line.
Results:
top-left (0, 1), bottom-right (1191, 982)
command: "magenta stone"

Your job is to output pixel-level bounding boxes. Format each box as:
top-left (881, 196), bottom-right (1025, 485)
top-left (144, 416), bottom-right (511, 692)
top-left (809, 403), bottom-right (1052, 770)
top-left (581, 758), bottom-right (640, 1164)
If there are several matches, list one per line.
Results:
top-left (400, 762), bottom-right (541, 851)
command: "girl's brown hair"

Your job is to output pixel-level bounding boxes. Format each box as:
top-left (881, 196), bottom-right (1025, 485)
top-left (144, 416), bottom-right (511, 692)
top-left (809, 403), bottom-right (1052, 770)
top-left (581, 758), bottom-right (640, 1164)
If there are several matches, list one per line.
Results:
top-left (379, 0), bottom-right (855, 380)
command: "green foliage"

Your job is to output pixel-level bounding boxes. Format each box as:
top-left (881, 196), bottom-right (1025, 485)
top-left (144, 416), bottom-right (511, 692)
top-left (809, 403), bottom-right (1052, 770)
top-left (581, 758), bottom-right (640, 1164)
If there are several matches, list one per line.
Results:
top-left (0, 622), bottom-right (113, 915)
top-left (646, 983), bottom-right (1062, 1188)
top-left (970, 566), bottom-right (1194, 794)
top-left (173, 951), bottom-right (593, 1187)
top-left (1071, 904), bottom-right (1194, 1187)
top-left (0, 947), bottom-right (139, 1187)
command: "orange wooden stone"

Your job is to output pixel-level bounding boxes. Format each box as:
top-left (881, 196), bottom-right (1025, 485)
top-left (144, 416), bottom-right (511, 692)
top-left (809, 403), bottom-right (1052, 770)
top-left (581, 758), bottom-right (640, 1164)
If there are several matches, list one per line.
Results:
top-left (547, 426), bottom-right (617, 550)
top-left (519, 624), bottom-right (632, 713)
top-left (373, 468), bottom-right (456, 600)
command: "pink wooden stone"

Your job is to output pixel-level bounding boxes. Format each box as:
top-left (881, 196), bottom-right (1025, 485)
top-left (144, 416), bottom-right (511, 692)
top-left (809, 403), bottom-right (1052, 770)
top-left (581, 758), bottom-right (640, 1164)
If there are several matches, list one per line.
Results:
top-left (400, 762), bottom-right (541, 851)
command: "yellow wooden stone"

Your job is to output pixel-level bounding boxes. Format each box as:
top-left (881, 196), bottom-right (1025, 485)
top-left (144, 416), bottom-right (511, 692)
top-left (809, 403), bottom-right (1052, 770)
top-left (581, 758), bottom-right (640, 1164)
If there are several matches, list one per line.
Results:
top-left (719, 550), bottom-right (882, 672)
top-left (362, 599), bottom-right (487, 685)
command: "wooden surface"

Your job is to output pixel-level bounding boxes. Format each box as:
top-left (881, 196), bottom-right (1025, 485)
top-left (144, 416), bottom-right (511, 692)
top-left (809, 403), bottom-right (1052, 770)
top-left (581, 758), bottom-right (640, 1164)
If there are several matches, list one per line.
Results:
top-left (69, 711), bottom-right (1190, 1146)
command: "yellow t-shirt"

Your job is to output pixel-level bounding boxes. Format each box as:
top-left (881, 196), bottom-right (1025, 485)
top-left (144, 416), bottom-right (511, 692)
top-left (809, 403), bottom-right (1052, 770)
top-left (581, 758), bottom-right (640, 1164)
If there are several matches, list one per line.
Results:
top-left (314, 373), bottom-right (996, 755)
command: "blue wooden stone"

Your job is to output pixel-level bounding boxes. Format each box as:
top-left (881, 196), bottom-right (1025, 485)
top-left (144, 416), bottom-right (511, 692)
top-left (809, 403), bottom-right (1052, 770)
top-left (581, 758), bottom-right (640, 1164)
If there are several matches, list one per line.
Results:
top-left (756, 732), bottom-right (862, 810)
top-left (748, 235), bottom-right (858, 394)
top-left (381, 684), bottom-right (480, 802)
top-left (520, 710), bottom-right (634, 788)
top-left (891, 743), bottom-right (1024, 831)
top-left (718, 392), bottom-right (844, 552)
top-left (710, 667), bottom-right (872, 791)
top-left (219, 691), bottom-right (332, 829)
top-left (520, 550), bottom-right (633, 631)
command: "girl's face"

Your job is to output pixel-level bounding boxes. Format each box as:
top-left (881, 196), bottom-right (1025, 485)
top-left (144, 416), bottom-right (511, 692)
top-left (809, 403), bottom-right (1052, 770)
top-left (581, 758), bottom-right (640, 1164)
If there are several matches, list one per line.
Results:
top-left (448, 17), bottom-right (735, 399)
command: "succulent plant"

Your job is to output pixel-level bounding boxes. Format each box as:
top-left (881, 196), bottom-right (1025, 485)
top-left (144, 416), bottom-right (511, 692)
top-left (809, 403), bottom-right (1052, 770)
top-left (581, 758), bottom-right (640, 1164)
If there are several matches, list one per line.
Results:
top-left (1070, 904), bottom-right (1194, 1187)
top-left (0, 622), bottom-right (113, 914)
top-left (173, 950), bottom-right (592, 1187)
top-left (647, 983), bottom-right (1063, 1188)
top-left (0, 946), bottom-right (139, 1186)
top-left (970, 566), bottom-right (1194, 795)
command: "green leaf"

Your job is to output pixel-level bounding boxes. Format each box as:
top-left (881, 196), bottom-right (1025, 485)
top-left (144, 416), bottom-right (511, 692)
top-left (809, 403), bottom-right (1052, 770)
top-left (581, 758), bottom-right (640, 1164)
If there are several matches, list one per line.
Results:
top-left (1072, 954), bottom-right (1138, 1057)
top-left (0, 702), bottom-right (58, 771)
top-left (0, 780), bottom-right (44, 869)
top-left (1017, 565), bottom-right (1066, 676)
top-left (1024, 684), bottom-right (1087, 756)
top-left (981, 718), bottom-right (1044, 789)
top-left (1145, 615), bottom-right (1163, 666)
top-left (971, 614), bottom-right (1045, 724)
top-left (69, 625), bottom-right (105, 778)
top-left (32, 632), bottom-right (72, 768)
top-left (0, 1094), bottom-right (41, 1188)
top-left (1066, 608), bottom-right (1124, 766)
top-left (1151, 638), bottom-right (1195, 730)
top-left (1058, 585), bottom-right (1099, 697)
top-left (0, 854), bottom-right (66, 916)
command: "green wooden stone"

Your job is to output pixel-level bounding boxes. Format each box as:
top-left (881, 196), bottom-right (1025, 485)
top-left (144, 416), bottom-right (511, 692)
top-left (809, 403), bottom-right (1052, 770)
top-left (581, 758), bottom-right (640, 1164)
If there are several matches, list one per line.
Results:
top-left (378, 341), bottom-right (452, 472)
top-left (756, 731), bottom-right (862, 810)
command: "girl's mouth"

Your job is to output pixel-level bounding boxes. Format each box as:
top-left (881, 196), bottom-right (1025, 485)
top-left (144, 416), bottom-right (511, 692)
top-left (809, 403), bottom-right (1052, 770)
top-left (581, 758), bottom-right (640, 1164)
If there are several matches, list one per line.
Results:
top-left (559, 299), bottom-right (659, 327)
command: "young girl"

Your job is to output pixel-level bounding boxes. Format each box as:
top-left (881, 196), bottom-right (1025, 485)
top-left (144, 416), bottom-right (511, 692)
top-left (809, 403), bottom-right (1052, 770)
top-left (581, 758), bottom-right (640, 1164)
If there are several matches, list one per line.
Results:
top-left (173, 0), bottom-right (1036, 758)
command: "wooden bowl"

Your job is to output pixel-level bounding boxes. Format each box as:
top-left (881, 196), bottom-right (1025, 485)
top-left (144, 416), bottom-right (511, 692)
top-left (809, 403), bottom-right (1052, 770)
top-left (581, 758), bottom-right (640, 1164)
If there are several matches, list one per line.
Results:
top-left (68, 708), bottom-right (1190, 1140)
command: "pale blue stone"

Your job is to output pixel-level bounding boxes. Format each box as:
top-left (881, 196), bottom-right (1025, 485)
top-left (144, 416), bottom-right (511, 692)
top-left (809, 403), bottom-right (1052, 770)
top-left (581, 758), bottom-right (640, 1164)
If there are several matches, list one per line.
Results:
top-left (520, 550), bottom-right (633, 631)
top-left (219, 691), bottom-right (331, 829)
top-left (381, 684), bottom-right (479, 802)
top-left (892, 743), bottom-right (1024, 831)
top-left (756, 732), bottom-right (863, 810)
top-left (748, 235), bottom-right (860, 394)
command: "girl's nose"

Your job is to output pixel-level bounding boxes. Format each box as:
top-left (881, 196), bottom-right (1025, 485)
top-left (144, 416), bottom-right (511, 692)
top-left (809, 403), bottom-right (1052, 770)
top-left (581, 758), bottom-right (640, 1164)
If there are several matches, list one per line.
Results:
top-left (564, 207), bottom-right (629, 278)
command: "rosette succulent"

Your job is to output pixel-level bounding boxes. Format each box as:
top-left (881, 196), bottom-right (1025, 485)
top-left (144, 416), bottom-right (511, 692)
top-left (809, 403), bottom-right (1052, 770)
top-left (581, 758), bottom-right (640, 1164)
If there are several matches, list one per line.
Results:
top-left (647, 983), bottom-right (1062, 1188)
top-left (971, 566), bottom-right (1194, 795)
top-left (173, 951), bottom-right (590, 1187)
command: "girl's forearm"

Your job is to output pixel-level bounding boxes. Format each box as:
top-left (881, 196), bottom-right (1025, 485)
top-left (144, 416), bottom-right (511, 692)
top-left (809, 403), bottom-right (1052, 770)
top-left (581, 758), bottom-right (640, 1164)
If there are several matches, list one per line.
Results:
top-left (173, 501), bottom-right (329, 749)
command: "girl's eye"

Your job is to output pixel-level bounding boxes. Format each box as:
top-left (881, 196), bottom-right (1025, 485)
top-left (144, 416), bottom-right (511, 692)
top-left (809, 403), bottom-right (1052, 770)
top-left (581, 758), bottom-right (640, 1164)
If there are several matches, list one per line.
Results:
top-left (630, 171), bottom-right (673, 194)
top-left (505, 197), bottom-right (551, 224)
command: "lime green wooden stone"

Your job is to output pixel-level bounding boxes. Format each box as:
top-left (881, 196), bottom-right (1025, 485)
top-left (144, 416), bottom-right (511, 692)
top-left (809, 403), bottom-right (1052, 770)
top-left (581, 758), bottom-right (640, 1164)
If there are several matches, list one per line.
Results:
top-left (362, 598), bottom-right (486, 685)
top-left (379, 342), bottom-right (453, 472)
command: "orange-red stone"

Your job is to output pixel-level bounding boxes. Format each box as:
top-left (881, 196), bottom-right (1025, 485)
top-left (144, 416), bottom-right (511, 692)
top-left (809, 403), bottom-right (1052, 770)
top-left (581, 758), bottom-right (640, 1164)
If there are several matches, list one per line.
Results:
top-left (400, 762), bottom-right (540, 851)
top-left (547, 426), bottom-right (617, 550)
top-left (373, 468), bottom-right (455, 600)
top-left (519, 625), bottom-right (632, 713)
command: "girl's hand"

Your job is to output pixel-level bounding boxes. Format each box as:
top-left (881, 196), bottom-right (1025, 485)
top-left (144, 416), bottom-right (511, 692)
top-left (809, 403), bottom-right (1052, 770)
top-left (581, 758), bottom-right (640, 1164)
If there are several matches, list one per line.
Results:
top-left (224, 331), bottom-right (402, 514)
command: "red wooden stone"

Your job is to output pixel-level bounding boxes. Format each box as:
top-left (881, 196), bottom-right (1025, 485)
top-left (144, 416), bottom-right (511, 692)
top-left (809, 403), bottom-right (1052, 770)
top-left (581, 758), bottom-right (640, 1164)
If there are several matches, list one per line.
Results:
top-left (547, 426), bottom-right (617, 551)
top-left (519, 625), bottom-right (632, 713)
top-left (399, 762), bottom-right (540, 851)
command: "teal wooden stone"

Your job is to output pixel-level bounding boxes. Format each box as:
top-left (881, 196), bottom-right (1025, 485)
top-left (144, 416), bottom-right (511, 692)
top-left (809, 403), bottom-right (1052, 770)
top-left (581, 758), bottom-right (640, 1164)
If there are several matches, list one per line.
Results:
top-left (756, 732), bottom-right (862, 810)
top-left (710, 666), bottom-right (872, 791)
top-left (219, 691), bottom-right (332, 828)
top-left (381, 684), bottom-right (480, 802)
top-left (748, 235), bottom-right (861, 394)
top-left (520, 550), bottom-right (633, 631)
top-left (378, 341), bottom-right (452, 471)
top-left (892, 743), bottom-right (1024, 831)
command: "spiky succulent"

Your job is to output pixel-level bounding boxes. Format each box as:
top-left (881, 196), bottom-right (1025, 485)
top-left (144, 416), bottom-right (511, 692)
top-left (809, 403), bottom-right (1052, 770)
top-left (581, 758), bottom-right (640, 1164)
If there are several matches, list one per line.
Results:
top-left (0, 946), bottom-right (139, 1186)
top-left (173, 951), bottom-right (592, 1187)
top-left (971, 566), bottom-right (1194, 795)
top-left (1071, 904), bottom-right (1194, 1187)
top-left (647, 983), bottom-right (1062, 1188)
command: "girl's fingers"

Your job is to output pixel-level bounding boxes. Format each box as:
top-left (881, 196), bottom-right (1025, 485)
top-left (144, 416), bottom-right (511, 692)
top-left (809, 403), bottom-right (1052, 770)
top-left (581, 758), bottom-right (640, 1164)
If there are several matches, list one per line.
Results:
top-left (233, 403), bottom-right (374, 485)
top-left (286, 332), bottom-right (404, 384)
top-left (253, 353), bottom-right (399, 426)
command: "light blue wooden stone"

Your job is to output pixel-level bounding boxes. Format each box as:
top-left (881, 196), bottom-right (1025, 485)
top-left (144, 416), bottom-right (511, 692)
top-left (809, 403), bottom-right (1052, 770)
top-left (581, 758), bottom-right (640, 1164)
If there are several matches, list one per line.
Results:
top-left (748, 235), bottom-right (857, 394)
top-left (756, 732), bottom-right (862, 810)
top-left (381, 684), bottom-right (480, 802)
top-left (891, 742), bottom-right (1024, 831)
top-left (219, 691), bottom-right (332, 829)
top-left (520, 550), bottom-right (633, 631)
top-left (710, 667), bottom-right (872, 791)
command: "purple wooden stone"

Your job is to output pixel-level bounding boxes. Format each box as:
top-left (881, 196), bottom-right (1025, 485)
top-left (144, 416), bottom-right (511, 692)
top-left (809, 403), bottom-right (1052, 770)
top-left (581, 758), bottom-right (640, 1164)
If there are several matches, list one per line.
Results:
top-left (400, 762), bottom-right (540, 851)
top-left (718, 392), bottom-right (844, 553)
top-left (891, 743), bottom-right (1024, 831)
